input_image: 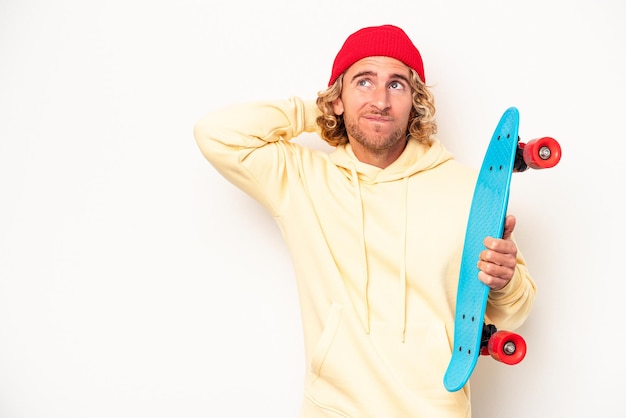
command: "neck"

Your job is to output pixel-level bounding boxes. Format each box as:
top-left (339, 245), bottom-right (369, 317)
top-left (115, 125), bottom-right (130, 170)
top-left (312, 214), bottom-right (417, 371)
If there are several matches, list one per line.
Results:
top-left (350, 141), bottom-right (406, 169)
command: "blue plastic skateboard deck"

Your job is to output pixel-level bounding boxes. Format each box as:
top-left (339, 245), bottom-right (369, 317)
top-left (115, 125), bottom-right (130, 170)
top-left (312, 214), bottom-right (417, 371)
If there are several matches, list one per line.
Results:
top-left (443, 107), bottom-right (520, 392)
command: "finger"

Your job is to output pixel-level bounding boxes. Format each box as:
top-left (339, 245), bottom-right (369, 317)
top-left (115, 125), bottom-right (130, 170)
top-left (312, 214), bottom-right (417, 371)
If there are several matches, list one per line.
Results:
top-left (482, 239), bottom-right (518, 259)
top-left (478, 254), bottom-right (516, 275)
top-left (477, 255), bottom-right (516, 290)
top-left (477, 270), bottom-right (508, 291)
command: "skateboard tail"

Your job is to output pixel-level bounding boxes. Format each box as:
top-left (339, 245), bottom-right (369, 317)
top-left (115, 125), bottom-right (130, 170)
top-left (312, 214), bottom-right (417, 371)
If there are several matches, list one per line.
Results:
top-left (443, 107), bottom-right (520, 392)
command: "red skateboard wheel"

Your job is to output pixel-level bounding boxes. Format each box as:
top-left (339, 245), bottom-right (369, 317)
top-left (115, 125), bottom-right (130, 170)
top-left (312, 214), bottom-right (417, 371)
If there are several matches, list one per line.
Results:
top-left (487, 331), bottom-right (527, 365)
top-left (521, 136), bottom-right (562, 169)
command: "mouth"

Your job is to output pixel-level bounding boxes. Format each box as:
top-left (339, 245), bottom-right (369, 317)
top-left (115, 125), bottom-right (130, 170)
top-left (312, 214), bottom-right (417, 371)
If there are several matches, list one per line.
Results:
top-left (364, 114), bottom-right (392, 123)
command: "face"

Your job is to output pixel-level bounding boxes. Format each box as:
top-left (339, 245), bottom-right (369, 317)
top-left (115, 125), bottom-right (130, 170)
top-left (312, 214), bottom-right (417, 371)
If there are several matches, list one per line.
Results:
top-left (332, 56), bottom-right (413, 167)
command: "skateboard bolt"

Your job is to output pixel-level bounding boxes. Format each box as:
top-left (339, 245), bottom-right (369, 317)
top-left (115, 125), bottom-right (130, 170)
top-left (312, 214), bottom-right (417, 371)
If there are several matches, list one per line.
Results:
top-left (503, 341), bottom-right (516, 355)
top-left (538, 146), bottom-right (552, 160)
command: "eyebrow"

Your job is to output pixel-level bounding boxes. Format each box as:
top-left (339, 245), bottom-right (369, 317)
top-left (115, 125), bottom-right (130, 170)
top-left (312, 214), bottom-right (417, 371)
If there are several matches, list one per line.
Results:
top-left (350, 70), bottom-right (411, 85)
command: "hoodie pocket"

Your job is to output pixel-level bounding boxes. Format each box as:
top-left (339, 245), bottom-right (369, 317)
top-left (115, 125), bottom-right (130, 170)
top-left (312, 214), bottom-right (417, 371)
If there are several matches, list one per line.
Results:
top-left (372, 321), bottom-right (463, 395)
top-left (310, 303), bottom-right (343, 376)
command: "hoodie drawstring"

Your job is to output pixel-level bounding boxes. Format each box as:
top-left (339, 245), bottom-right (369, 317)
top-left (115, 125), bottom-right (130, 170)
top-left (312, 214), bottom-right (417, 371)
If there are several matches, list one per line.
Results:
top-left (351, 164), bottom-right (410, 342)
top-left (400, 176), bottom-right (409, 342)
top-left (351, 164), bottom-right (370, 334)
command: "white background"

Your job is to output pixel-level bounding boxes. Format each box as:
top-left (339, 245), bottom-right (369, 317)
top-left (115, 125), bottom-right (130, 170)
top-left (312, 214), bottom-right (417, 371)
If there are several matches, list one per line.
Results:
top-left (1, 0), bottom-right (624, 417)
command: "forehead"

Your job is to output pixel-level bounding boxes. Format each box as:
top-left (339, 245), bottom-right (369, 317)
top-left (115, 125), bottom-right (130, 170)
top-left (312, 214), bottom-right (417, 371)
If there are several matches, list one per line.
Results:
top-left (345, 56), bottom-right (411, 79)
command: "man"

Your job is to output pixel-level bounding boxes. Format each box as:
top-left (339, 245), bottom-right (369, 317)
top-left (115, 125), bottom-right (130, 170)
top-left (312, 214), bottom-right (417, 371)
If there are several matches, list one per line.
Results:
top-left (194, 24), bottom-right (535, 418)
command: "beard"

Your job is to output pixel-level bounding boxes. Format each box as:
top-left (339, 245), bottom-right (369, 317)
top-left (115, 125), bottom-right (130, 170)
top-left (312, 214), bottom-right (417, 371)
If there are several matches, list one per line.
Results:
top-left (344, 114), bottom-right (406, 154)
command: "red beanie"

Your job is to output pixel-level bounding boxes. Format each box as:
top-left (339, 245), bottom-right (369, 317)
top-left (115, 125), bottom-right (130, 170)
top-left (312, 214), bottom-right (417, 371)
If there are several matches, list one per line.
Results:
top-left (328, 25), bottom-right (425, 86)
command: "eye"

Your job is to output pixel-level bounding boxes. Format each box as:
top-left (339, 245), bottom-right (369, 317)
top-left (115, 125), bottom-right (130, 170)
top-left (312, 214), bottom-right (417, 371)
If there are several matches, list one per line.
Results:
top-left (389, 80), bottom-right (405, 90)
top-left (357, 78), bottom-right (372, 87)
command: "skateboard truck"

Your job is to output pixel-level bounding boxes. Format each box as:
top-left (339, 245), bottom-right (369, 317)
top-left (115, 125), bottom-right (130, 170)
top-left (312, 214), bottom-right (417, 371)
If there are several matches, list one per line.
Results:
top-left (479, 324), bottom-right (497, 355)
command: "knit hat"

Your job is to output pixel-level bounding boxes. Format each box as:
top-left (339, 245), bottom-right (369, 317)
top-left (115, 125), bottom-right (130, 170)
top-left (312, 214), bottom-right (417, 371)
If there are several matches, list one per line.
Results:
top-left (328, 24), bottom-right (425, 86)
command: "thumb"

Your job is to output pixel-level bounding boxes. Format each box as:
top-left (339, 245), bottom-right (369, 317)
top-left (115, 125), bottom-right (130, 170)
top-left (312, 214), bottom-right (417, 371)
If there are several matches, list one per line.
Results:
top-left (502, 215), bottom-right (517, 240)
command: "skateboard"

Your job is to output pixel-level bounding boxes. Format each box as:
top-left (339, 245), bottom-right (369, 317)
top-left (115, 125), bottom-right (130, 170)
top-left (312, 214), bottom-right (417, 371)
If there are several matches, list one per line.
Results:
top-left (443, 107), bottom-right (561, 392)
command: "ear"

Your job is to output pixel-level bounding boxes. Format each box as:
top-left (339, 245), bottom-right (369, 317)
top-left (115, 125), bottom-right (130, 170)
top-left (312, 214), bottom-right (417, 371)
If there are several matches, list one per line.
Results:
top-left (332, 97), bottom-right (344, 116)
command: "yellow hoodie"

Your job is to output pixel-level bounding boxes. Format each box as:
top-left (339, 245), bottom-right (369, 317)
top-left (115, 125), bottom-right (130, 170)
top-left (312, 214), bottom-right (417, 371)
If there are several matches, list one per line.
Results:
top-left (194, 97), bottom-right (536, 418)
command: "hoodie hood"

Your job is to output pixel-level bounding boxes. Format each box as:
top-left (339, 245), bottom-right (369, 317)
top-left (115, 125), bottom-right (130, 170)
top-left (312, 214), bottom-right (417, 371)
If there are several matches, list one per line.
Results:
top-left (330, 137), bottom-right (453, 183)
top-left (329, 138), bottom-right (454, 341)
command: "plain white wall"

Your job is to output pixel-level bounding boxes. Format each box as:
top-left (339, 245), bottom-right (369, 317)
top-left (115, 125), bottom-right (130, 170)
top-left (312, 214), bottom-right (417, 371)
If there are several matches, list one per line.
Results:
top-left (1, 0), bottom-right (624, 416)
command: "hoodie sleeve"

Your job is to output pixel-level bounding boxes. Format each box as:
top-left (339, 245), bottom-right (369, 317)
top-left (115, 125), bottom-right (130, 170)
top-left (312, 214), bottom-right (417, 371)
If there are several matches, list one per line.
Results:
top-left (484, 248), bottom-right (536, 331)
top-left (193, 97), bottom-right (320, 214)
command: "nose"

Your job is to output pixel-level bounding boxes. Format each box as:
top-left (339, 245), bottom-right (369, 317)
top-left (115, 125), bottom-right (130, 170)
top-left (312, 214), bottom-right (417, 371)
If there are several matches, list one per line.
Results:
top-left (371, 86), bottom-right (390, 111)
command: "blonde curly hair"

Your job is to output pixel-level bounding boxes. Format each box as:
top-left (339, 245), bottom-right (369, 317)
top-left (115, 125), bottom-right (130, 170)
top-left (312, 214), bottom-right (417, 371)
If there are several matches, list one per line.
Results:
top-left (315, 67), bottom-right (437, 147)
